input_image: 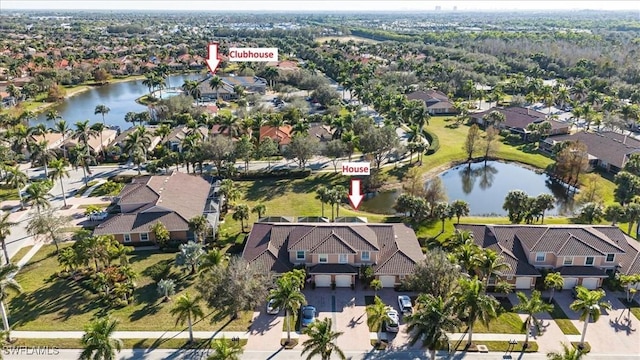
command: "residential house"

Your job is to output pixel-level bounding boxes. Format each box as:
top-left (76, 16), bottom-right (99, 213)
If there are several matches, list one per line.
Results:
top-left (110, 126), bottom-right (162, 154)
top-left (540, 131), bottom-right (640, 174)
top-left (406, 90), bottom-right (456, 115)
top-left (31, 132), bottom-right (65, 150)
top-left (242, 221), bottom-right (425, 288)
top-left (197, 76), bottom-right (267, 102)
top-left (308, 123), bottom-right (333, 143)
top-left (471, 106), bottom-right (570, 139)
top-left (93, 172), bottom-right (214, 244)
top-left (456, 224), bottom-right (639, 290)
top-left (63, 128), bottom-right (117, 155)
top-left (166, 125), bottom-right (209, 152)
top-left (259, 125), bottom-right (293, 150)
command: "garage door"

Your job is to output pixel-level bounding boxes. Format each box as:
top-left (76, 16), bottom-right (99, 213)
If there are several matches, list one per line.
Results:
top-left (563, 278), bottom-right (578, 289)
top-left (582, 278), bottom-right (599, 290)
top-left (315, 275), bottom-right (331, 287)
top-left (380, 276), bottom-right (396, 288)
top-left (515, 277), bottom-right (532, 289)
top-left (335, 275), bottom-right (352, 287)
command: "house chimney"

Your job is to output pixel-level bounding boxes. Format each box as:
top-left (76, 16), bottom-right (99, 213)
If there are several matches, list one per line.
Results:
top-left (623, 134), bottom-right (627, 144)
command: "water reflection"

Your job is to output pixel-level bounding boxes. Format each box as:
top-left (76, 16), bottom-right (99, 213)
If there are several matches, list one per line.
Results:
top-left (360, 161), bottom-right (575, 216)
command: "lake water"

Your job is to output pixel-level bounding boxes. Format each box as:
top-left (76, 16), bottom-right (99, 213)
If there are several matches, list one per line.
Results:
top-left (32, 74), bottom-right (203, 129)
top-left (359, 161), bottom-right (575, 216)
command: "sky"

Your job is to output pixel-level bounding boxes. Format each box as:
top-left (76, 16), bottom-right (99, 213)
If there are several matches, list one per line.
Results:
top-left (2, 0), bottom-right (639, 12)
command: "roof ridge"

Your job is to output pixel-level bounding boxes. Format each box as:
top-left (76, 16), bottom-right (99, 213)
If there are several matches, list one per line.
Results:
top-left (582, 226), bottom-right (625, 252)
top-left (310, 232), bottom-right (357, 253)
top-left (287, 225), bottom-right (315, 249)
top-left (563, 232), bottom-right (606, 255)
top-left (530, 226), bottom-right (551, 249)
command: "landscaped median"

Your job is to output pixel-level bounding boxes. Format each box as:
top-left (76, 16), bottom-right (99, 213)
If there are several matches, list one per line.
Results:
top-left (449, 340), bottom-right (538, 353)
top-left (548, 299), bottom-right (580, 335)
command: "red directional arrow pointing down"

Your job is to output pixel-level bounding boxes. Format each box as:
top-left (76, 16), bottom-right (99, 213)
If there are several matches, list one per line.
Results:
top-left (349, 179), bottom-right (364, 211)
top-left (206, 43), bottom-right (221, 75)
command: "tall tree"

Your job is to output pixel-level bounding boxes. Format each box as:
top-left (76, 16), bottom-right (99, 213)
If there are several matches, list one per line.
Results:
top-left (513, 290), bottom-right (553, 346)
top-left (449, 200), bottom-right (470, 224)
top-left (546, 342), bottom-right (585, 360)
top-left (175, 241), bottom-right (205, 275)
top-left (366, 296), bottom-right (392, 337)
top-left (251, 203), bottom-right (266, 219)
top-left (25, 183), bottom-right (50, 213)
top-left (481, 126), bottom-right (500, 165)
top-left (48, 158), bottom-right (70, 208)
top-left (570, 287), bottom-right (612, 348)
top-left (268, 275), bottom-right (307, 345)
top-left (52, 119), bottom-right (71, 159)
top-left (188, 215), bottom-right (209, 244)
top-left (170, 293), bottom-right (204, 343)
top-left (94, 104), bottom-right (111, 125)
top-left (544, 272), bottom-right (564, 304)
top-left (79, 317), bottom-right (122, 360)
top-left (453, 277), bottom-right (499, 346)
top-left (232, 204), bottom-right (250, 232)
top-left (0, 263), bottom-right (21, 341)
top-left (535, 194), bottom-right (556, 224)
top-left (26, 210), bottom-right (70, 254)
top-left (208, 338), bottom-right (244, 360)
top-left (464, 124), bottom-right (481, 164)
top-left (301, 318), bottom-right (346, 360)
top-left (0, 213), bottom-right (16, 264)
top-left (5, 166), bottom-right (28, 209)
top-left (405, 294), bottom-right (461, 360)
top-left (282, 134), bottom-right (319, 169)
top-left (503, 190), bottom-right (529, 223)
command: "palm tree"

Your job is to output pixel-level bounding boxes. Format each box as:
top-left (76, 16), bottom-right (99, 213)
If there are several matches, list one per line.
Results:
top-left (79, 317), bottom-right (122, 360)
top-left (547, 342), bottom-right (585, 360)
top-left (268, 277), bottom-right (306, 345)
top-left (209, 76), bottom-right (223, 103)
top-left (52, 119), bottom-right (71, 159)
top-left (315, 186), bottom-right (331, 218)
top-left (91, 123), bottom-right (107, 160)
top-left (94, 104), bottom-right (111, 125)
top-left (48, 158), bottom-right (70, 208)
top-left (251, 203), bottom-right (266, 219)
top-left (544, 272), bottom-right (564, 303)
top-left (301, 318), bottom-right (346, 360)
top-left (366, 296), bottom-right (391, 338)
top-left (0, 212), bottom-right (16, 264)
top-left (30, 140), bottom-right (56, 178)
top-left (207, 338), bottom-right (244, 360)
top-left (405, 294), bottom-right (460, 360)
top-left (450, 200), bottom-right (470, 224)
top-left (188, 215), bottom-right (209, 244)
top-left (513, 290), bottom-right (553, 346)
top-left (73, 120), bottom-right (98, 150)
top-left (454, 276), bottom-right (499, 346)
top-left (0, 263), bottom-right (21, 341)
top-left (155, 123), bottom-right (172, 143)
top-left (232, 204), bottom-right (250, 232)
top-left (5, 165), bottom-right (28, 209)
top-left (25, 183), bottom-right (50, 213)
top-left (170, 293), bottom-right (204, 343)
top-left (475, 249), bottom-right (511, 289)
top-left (570, 287), bottom-right (612, 349)
top-left (199, 249), bottom-right (227, 273)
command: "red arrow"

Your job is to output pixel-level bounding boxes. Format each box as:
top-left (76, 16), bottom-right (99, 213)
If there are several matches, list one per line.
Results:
top-left (348, 179), bottom-right (364, 210)
top-left (206, 43), bottom-right (221, 75)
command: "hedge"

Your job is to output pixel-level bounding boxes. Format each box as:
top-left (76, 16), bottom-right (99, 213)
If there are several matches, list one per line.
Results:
top-left (424, 128), bottom-right (440, 155)
top-left (233, 168), bottom-right (311, 180)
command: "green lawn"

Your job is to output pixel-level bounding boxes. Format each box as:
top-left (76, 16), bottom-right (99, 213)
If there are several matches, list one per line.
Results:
top-left (450, 340), bottom-right (538, 352)
top-left (11, 338), bottom-right (247, 350)
top-left (549, 299), bottom-right (580, 335)
top-left (9, 243), bottom-right (253, 331)
top-left (74, 180), bottom-right (99, 197)
top-left (0, 185), bottom-right (19, 202)
top-left (10, 245), bottom-right (33, 263)
top-left (618, 298), bottom-right (640, 321)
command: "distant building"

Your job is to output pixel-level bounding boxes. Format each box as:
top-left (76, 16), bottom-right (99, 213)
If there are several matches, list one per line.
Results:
top-left (471, 106), bottom-right (570, 139)
top-left (406, 90), bottom-right (456, 115)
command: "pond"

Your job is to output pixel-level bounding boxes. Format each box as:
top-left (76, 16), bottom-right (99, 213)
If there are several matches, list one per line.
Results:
top-left (32, 73), bottom-right (203, 129)
top-left (358, 161), bottom-right (575, 216)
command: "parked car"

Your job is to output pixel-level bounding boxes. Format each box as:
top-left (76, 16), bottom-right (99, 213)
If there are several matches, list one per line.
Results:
top-left (301, 305), bottom-right (316, 327)
top-left (88, 211), bottom-right (108, 221)
top-left (397, 295), bottom-right (413, 315)
top-left (266, 299), bottom-right (279, 315)
top-left (384, 307), bottom-right (399, 333)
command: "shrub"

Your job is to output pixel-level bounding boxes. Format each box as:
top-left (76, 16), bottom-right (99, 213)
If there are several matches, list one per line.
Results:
top-left (424, 128), bottom-right (440, 155)
top-left (233, 168), bottom-right (311, 180)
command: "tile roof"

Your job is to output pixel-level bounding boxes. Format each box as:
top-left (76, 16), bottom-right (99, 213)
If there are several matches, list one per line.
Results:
top-left (242, 223), bottom-right (423, 275)
top-left (96, 172), bottom-right (210, 235)
top-left (456, 224), bottom-right (638, 276)
top-left (259, 126), bottom-right (293, 145)
top-left (543, 131), bottom-right (640, 170)
top-left (472, 106), bottom-right (546, 130)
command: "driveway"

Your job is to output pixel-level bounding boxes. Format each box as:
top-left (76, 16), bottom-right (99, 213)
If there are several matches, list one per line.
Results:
top-left (244, 308), bottom-right (286, 351)
top-left (553, 290), bottom-right (639, 354)
top-left (302, 288), bottom-right (372, 351)
top-left (375, 290), bottom-right (424, 351)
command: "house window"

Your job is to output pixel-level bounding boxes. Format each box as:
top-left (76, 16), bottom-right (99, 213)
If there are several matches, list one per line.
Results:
top-left (535, 252), bottom-right (545, 262)
top-left (338, 254), bottom-right (348, 264)
top-left (585, 257), bottom-right (594, 266)
top-left (123, 234), bottom-right (131, 243)
top-left (563, 257), bottom-right (573, 266)
top-left (361, 251), bottom-right (370, 261)
top-left (319, 254), bottom-right (328, 263)
top-left (506, 275), bottom-right (513, 280)
top-left (296, 251), bottom-right (305, 261)
top-left (606, 254), bottom-right (615, 262)
top-left (140, 233), bottom-right (149, 242)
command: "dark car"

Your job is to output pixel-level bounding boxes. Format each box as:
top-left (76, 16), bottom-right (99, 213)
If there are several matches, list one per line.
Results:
top-left (571, 287), bottom-right (579, 299)
top-left (301, 305), bottom-right (316, 327)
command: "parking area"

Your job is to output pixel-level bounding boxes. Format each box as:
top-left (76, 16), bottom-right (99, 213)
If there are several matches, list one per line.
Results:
top-left (553, 290), bottom-right (640, 354)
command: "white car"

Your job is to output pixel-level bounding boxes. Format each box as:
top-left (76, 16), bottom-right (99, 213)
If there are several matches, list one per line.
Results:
top-left (88, 211), bottom-right (108, 221)
top-left (385, 307), bottom-right (399, 333)
top-left (397, 295), bottom-right (413, 315)
top-left (266, 299), bottom-right (279, 315)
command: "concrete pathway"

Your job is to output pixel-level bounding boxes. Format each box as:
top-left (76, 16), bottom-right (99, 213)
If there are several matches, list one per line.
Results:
top-left (81, 179), bottom-right (106, 197)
